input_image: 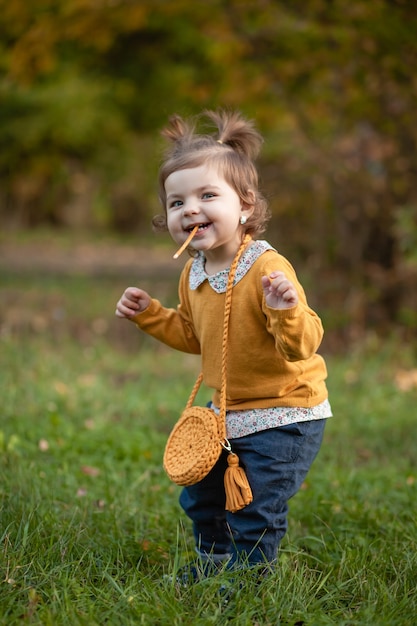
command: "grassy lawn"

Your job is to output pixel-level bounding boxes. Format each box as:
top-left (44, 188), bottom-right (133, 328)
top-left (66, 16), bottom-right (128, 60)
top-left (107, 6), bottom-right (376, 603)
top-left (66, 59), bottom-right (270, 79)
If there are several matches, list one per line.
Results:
top-left (1, 270), bottom-right (416, 625)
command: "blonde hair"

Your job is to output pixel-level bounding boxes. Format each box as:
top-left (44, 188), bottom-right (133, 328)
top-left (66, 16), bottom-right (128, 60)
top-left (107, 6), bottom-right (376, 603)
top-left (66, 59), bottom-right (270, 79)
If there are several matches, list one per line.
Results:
top-left (152, 109), bottom-right (270, 238)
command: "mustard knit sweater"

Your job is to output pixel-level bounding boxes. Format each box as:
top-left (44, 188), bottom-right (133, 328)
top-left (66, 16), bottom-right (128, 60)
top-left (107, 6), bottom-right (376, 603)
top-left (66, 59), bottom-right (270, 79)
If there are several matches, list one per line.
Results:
top-left (131, 248), bottom-right (328, 410)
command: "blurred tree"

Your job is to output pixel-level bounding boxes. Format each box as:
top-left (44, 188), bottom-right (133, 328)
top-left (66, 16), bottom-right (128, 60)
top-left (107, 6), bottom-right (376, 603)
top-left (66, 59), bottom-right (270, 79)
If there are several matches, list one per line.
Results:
top-left (0, 0), bottom-right (416, 338)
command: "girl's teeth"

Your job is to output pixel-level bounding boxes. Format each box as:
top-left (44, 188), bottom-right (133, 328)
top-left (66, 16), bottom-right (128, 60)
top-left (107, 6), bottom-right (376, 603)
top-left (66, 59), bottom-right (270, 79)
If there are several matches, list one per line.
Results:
top-left (187, 223), bottom-right (209, 233)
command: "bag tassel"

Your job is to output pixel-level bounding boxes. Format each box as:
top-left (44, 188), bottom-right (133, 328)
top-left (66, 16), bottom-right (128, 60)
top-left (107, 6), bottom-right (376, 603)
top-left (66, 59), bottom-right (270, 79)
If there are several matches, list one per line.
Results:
top-left (224, 453), bottom-right (253, 513)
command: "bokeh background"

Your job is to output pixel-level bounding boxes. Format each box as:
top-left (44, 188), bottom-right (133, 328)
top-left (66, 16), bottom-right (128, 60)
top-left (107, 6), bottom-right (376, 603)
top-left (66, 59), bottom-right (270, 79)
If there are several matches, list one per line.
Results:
top-left (1, 0), bottom-right (417, 350)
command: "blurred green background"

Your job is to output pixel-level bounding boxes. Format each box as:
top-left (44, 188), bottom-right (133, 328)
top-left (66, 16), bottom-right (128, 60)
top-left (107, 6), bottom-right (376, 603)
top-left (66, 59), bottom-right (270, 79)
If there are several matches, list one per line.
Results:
top-left (1, 0), bottom-right (417, 349)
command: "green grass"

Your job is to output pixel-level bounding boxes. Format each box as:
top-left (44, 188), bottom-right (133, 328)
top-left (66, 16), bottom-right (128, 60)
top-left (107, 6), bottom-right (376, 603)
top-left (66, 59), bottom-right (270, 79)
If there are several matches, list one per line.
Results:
top-left (1, 271), bottom-right (416, 625)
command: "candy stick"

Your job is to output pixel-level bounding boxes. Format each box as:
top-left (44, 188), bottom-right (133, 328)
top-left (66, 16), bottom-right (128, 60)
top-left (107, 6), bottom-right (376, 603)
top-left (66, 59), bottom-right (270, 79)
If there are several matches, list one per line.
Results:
top-left (173, 225), bottom-right (199, 259)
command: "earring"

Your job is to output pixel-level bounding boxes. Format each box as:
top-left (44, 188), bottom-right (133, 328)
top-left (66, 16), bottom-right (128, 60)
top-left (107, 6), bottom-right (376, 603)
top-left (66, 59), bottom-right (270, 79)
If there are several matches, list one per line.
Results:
top-left (240, 215), bottom-right (247, 225)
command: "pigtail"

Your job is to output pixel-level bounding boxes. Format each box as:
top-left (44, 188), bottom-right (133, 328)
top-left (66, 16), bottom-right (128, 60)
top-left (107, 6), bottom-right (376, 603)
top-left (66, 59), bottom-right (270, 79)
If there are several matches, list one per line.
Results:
top-left (161, 114), bottom-right (195, 151)
top-left (204, 109), bottom-right (263, 160)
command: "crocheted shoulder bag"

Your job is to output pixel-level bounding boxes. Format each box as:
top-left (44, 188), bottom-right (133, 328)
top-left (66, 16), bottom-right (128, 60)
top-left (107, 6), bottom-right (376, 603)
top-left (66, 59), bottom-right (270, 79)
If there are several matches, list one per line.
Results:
top-left (163, 235), bottom-right (253, 513)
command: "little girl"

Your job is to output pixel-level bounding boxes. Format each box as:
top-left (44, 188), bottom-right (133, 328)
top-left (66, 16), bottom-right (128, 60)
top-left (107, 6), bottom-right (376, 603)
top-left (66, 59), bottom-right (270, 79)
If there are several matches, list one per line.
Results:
top-left (116, 110), bottom-right (332, 579)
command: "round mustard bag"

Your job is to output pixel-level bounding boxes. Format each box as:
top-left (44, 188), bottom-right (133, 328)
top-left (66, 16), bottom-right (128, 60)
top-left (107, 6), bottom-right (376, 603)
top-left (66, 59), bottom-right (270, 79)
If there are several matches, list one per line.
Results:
top-left (163, 403), bottom-right (222, 486)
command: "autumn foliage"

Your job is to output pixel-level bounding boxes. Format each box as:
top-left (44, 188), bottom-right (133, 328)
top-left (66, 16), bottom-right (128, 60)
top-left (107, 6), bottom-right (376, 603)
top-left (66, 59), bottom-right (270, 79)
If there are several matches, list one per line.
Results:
top-left (1, 0), bottom-right (416, 339)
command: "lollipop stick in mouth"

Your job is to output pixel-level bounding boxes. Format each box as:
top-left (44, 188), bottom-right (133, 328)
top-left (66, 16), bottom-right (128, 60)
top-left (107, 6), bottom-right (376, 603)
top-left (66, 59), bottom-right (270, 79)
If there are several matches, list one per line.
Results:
top-left (173, 225), bottom-right (199, 259)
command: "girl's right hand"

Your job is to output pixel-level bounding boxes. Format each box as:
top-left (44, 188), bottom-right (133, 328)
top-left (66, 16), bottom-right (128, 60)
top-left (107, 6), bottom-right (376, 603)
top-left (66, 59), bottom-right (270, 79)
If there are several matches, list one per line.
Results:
top-left (115, 287), bottom-right (151, 319)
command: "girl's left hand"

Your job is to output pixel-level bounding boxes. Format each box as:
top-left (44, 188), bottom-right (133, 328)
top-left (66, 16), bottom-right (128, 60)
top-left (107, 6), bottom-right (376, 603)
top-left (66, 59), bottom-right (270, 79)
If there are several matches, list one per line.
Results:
top-left (261, 271), bottom-right (299, 310)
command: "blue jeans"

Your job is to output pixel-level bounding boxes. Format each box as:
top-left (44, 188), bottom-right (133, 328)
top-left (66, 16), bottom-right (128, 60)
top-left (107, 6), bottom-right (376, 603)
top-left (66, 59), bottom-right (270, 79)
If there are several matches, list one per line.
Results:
top-left (179, 419), bottom-right (326, 568)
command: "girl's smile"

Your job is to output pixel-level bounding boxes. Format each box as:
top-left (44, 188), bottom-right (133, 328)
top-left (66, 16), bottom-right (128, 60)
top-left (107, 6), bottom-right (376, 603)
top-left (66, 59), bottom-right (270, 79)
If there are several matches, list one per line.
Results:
top-left (185, 222), bottom-right (211, 235)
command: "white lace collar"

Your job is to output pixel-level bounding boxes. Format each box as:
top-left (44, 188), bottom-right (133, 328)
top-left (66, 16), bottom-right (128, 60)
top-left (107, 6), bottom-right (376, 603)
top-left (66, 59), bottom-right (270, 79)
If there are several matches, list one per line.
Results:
top-left (189, 240), bottom-right (274, 293)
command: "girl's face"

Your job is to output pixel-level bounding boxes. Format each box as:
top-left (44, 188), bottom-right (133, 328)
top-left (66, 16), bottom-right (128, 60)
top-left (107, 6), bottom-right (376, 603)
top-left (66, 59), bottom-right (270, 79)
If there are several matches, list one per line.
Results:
top-left (164, 164), bottom-right (253, 270)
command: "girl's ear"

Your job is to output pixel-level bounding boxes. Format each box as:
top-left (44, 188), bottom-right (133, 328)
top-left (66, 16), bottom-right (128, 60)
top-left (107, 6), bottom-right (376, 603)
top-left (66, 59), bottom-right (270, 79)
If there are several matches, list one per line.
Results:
top-left (241, 189), bottom-right (256, 220)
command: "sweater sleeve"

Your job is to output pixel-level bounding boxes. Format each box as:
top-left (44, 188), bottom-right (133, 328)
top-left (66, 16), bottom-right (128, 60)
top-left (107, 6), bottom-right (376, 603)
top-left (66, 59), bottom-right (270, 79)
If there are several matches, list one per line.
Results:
top-left (130, 264), bottom-right (201, 354)
top-left (261, 254), bottom-right (324, 361)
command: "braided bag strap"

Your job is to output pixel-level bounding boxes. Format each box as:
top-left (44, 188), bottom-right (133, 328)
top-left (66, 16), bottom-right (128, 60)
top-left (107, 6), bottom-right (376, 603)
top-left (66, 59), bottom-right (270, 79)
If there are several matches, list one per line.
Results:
top-left (185, 234), bottom-right (252, 440)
